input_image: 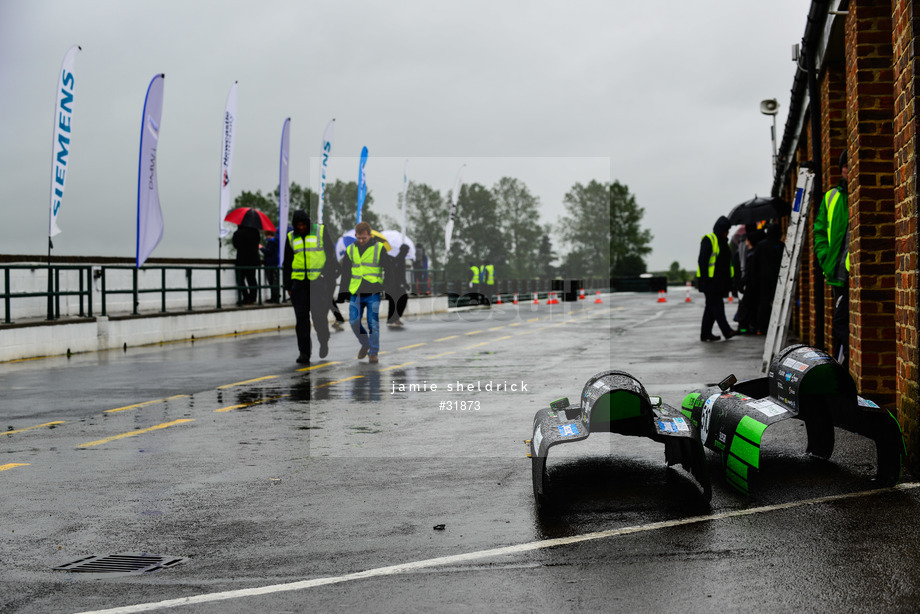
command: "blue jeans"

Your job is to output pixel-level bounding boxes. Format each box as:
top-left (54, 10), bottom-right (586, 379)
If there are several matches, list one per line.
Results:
top-left (349, 293), bottom-right (381, 355)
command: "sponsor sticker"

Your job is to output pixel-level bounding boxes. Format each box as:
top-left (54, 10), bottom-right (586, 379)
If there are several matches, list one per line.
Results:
top-left (857, 396), bottom-right (880, 409)
top-left (746, 399), bottom-right (787, 417)
top-left (558, 423), bottom-right (579, 437)
top-left (533, 426), bottom-right (543, 454)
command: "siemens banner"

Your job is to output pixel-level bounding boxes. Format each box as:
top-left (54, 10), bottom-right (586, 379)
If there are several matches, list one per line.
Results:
top-left (49, 44), bottom-right (81, 239)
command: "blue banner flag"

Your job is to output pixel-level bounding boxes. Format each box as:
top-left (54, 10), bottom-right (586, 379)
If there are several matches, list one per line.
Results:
top-left (356, 146), bottom-right (368, 223)
top-left (136, 74), bottom-right (166, 268)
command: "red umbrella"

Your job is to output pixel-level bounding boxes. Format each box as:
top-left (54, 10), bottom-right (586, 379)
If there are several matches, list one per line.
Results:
top-left (224, 207), bottom-right (276, 232)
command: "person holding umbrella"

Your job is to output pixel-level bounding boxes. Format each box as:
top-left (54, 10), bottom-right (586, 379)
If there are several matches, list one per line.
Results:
top-left (283, 210), bottom-right (336, 364)
top-left (697, 215), bottom-right (737, 342)
top-left (232, 223), bottom-right (260, 306)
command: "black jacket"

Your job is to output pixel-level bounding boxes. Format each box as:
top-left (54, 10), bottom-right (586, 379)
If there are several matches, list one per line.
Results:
top-left (697, 233), bottom-right (733, 295)
top-left (282, 224), bottom-right (336, 290)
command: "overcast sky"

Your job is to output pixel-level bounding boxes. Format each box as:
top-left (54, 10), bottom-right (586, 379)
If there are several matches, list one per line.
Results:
top-left (0, 1), bottom-right (807, 271)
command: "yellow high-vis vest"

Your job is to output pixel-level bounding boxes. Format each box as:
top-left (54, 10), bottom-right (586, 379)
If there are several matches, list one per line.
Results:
top-left (347, 242), bottom-right (384, 294)
top-left (288, 225), bottom-right (326, 281)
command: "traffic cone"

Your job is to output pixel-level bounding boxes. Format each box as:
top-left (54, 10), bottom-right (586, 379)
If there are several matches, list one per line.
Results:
top-left (579, 288), bottom-right (586, 300)
top-left (496, 293), bottom-right (502, 305)
top-left (533, 292), bottom-right (540, 305)
top-left (594, 291), bottom-right (603, 304)
top-left (656, 290), bottom-right (667, 303)
top-left (727, 294), bottom-right (734, 303)
top-left (684, 281), bottom-right (693, 303)
top-left (513, 293), bottom-right (519, 305)
top-left (547, 291), bottom-right (560, 305)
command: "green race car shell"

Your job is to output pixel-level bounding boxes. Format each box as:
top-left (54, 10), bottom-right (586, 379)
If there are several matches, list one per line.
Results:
top-left (681, 344), bottom-right (906, 494)
top-left (526, 370), bottom-right (711, 508)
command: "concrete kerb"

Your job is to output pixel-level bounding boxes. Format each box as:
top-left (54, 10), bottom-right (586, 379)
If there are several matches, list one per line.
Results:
top-left (0, 295), bottom-right (446, 362)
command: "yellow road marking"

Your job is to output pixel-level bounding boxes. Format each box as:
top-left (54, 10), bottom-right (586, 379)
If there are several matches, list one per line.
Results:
top-left (435, 335), bottom-right (458, 342)
top-left (528, 318), bottom-right (539, 322)
top-left (488, 326), bottom-right (504, 331)
top-left (465, 342), bottom-right (489, 349)
top-left (515, 330), bottom-right (535, 336)
top-left (496, 336), bottom-right (513, 341)
top-left (1, 421), bottom-right (65, 436)
top-left (105, 395), bottom-right (188, 414)
top-left (217, 375), bottom-right (280, 389)
top-left (0, 463), bottom-right (30, 472)
top-left (297, 361), bottom-right (340, 372)
top-left (509, 322), bottom-right (522, 327)
top-left (381, 362), bottom-right (417, 372)
top-left (397, 343), bottom-right (427, 350)
top-left (215, 394), bottom-right (288, 413)
top-left (464, 330), bottom-right (484, 336)
top-left (426, 351), bottom-right (456, 359)
top-left (316, 375), bottom-right (364, 389)
top-left (78, 419), bottom-right (195, 448)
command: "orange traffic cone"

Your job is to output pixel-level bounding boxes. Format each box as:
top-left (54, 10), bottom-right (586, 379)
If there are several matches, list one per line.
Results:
top-left (727, 294), bottom-right (734, 303)
top-left (533, 293), bottom-right (540, 305)
top-left (579, 288), bottom-right (585, 300)
top-left (513, 293), bottom-right (519, 305)
top-left (496, 293), bottom-right (502, 305)
top-left (547, 291), bottom-right (560, 305)
top-left (594, 291), bottom-right (603, 304)
top-left (656, 290), bottom-right (667, 303)
top-left (684, 281), bottom-right (693, 303)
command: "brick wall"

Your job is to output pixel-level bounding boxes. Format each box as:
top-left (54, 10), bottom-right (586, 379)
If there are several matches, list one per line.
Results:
top-left (891, 0), bottom-right (920, 470)
top-left (845, 2), bottom-right (897, 404)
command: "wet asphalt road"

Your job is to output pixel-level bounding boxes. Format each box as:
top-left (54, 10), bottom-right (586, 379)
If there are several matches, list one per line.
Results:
top-left (2, 292), bottom-right (920, 613)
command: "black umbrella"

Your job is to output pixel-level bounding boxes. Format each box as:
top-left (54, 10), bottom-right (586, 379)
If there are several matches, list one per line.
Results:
top-left (727, 196), bottom-right (790, 226)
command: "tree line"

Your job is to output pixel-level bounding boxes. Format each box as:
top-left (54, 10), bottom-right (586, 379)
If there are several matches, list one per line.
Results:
top-left (228, 177), bottom-right (653, 280)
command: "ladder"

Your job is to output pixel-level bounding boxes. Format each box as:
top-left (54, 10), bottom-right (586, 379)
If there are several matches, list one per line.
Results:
top-left (761, 167), bottom-right (815, 373)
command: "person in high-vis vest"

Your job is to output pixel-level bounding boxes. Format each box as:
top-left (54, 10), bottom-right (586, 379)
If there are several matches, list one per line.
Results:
top-left (339, 221), bottom-right (391, 363)
top-left (482, 260), bottom-right (495, 307)
top-left (468, 262), bottom-right (481, 305)
top-left (283, 210), bottom-right (336, 364)
top-left (814, 151), bottom-right (850, 366)
top-left (697, 215), bottom-right (737, 342)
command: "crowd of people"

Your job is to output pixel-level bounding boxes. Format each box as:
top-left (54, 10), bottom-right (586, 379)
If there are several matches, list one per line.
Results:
top-left (696, 150), bottom-right (849, 366)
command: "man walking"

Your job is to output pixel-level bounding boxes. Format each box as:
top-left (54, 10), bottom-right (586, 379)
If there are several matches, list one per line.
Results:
top-left (339, 222), bottom-right (390, 363)
top-left (814, 151), bottom-right (850, 366)
top-left (283, 210), bottom-right (335, 364)
top-left (697, 215), bottom-right (737, 342)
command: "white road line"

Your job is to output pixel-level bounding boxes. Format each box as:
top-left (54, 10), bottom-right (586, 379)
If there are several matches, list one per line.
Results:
top-left (75, 482), bottom-right (919, 614)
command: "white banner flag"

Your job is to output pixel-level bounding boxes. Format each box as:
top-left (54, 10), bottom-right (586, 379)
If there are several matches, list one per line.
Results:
top-left (49, 44), bottom-right (81, 238)
top-left (278, 117), bottom-right (291, 266)
top-left (318, 118), bottom-right (334, 225)
top-left (218, 81), bottom-right (238, 238)
top-left (444, 164), bottom-right (465, 257)
top-left (136, 74), bottom-right (166, 268)
top-left (401, 159), bottom-right (409, 244)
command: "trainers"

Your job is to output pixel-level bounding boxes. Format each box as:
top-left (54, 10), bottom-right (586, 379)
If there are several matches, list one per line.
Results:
top-left (700, 334), bottom-right (720, 342)
top-left (319, 342), bottom-right (329, 359)
top-left (357, 346), bottom-right (369, 359)
top-left (296, 354), bottom-right (310, 364)
top-left (368, 354), bottom-right (378, 364)
top-left (332, 321), bottom-right (344, 331)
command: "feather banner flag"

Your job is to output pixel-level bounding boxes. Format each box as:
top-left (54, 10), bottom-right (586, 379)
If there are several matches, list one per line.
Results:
top-left (444, 164), bottom-right (465, 257)
top-left (278, 117), bottom-right (291, 266)
top-left (49, 44), bottom-right (81, 239)
top-left (318, 118), bottom-right (334, 225)
top-left (356, 146), bottom-right (368, 223)
top-left (136, 73), bottom-right (166, 268)
top-left (218, 81), bottom-right (238, 238)
top-left (401, 159), bottom-right (409, 244)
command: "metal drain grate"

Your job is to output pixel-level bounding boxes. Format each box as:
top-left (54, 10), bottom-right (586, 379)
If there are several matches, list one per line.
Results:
top-left (53, 553), bottom-right (187, 574)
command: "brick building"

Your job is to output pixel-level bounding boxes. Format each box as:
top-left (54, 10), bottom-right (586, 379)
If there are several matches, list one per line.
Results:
top-left (773, 0), bottom-right (919, 473)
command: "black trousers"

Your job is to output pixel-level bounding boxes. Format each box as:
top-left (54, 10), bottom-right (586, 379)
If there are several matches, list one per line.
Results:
top-left (701, 291), bottom-right (733, 339)
top-left (290, 278), bottom-right (329, 359)
top-left (832, 282), bottom-right (849, 366)
top-left (236, 266), bottom-right (257, 304)
top-left (386, 292), bottom-right (408, 323)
